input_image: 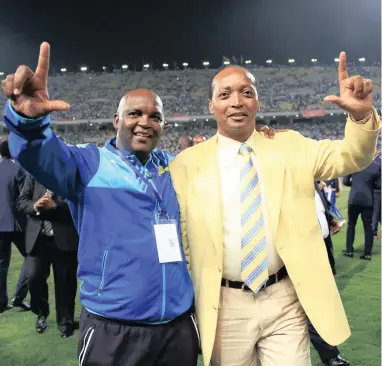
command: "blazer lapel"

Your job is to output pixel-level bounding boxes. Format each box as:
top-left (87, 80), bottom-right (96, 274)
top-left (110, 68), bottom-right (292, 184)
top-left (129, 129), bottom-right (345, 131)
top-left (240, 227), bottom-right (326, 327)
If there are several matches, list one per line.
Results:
top-left (194, 136), bottom-right (224, 264)
top-left (253, 132), bottom-right (285, 241)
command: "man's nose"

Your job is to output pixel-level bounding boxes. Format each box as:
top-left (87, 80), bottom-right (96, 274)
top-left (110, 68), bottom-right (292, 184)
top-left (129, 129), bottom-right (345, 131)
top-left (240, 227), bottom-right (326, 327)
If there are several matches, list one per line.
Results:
top-left (231, 93), bottom-right (243, 107)
top-left (137, 116), bottom-right (151, 128)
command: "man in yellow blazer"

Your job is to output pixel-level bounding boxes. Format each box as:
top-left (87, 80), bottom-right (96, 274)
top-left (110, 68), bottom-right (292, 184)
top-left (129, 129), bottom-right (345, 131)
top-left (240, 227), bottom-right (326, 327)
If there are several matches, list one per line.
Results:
top-left (169, 52), bottom-right (380, 366)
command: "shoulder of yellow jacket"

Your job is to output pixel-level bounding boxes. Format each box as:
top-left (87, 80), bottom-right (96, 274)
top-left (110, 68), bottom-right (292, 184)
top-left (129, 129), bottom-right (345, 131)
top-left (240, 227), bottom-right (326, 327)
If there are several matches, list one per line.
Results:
top-left (172, 137), bottom-right (216, 166)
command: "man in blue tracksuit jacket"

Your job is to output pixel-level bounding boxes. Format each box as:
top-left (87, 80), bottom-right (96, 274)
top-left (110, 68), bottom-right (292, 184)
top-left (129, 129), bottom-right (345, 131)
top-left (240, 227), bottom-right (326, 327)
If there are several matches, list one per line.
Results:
top-left (2, 42), bottom-right (198, 366)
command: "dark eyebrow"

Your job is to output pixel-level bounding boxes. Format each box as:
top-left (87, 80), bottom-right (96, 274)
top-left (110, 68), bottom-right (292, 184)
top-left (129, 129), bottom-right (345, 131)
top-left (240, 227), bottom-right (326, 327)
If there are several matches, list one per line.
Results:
top-left (125, 109), bottom-right (141, 114)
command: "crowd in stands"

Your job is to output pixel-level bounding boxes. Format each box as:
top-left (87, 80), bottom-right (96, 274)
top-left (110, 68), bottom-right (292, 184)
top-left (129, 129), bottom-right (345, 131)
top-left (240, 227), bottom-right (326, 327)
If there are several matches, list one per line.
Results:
top-left (1, 64), bottom-right (380, 154)
top-left (1, 65), bottom-right (380, 121)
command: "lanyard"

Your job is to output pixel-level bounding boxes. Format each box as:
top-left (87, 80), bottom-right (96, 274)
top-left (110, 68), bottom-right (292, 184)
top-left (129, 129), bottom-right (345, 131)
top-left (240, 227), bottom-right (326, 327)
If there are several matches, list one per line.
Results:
top-left (116, 151), bottom-right (169, 219)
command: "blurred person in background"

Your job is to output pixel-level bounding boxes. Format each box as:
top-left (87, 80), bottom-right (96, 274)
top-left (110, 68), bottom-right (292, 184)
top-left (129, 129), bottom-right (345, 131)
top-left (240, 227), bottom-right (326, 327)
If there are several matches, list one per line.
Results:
top-left (178, 135), bottom-right (193, 152)
top-left (372, 148), bottom-right (381, 238)
top-left (324, 178), bottom-right (346, 226)
top-left (17, 173), bottom-right (79, 337)
top-left (0, 140), bottom-right (30, 314)
top-left (343, 150), bottom-right (381, 260)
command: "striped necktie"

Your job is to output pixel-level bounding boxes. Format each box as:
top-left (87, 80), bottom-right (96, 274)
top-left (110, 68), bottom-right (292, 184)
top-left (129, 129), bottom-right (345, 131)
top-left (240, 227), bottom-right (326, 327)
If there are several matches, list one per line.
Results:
top-left (239, 144), bottom-right (269, 292)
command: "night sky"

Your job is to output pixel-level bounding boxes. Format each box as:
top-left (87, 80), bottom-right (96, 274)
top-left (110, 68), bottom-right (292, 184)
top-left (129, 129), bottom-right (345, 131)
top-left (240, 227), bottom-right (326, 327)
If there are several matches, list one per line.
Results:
top-left (0, 0), bottom-right (380, 72)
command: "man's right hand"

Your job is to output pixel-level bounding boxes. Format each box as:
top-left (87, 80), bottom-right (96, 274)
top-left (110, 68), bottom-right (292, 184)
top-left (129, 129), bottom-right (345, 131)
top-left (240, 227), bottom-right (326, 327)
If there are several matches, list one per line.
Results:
top-left (1, 42), bottom-right (70, 118)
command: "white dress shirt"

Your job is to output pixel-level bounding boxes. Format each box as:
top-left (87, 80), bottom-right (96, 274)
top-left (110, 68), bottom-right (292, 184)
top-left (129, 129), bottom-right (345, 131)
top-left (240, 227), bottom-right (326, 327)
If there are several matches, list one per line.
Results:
top-left (217, 130), bottom-right (284, 281)
top-left (315, 191), bottom-right (329, 239)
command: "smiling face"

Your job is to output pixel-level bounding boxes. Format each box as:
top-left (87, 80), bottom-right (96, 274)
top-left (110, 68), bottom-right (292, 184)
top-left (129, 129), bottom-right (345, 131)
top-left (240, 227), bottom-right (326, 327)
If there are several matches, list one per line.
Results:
top-left (113, 89), bottom-right (164, 163)
top-left (209, 66), bottom-right (259, 143)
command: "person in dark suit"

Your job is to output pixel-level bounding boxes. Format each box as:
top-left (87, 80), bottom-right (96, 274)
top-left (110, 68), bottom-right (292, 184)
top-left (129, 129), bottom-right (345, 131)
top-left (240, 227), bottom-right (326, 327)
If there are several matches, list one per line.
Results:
top-left (372, 149), bottom-right (381, 238)
top-left (0, 139), bottom-right (30, 313)
top-left (16, 173), bottom-right (78, 337)
top-left (343, 157), bottom-right (381, 260)
top-left (308, 181), bottom-right (350, 366)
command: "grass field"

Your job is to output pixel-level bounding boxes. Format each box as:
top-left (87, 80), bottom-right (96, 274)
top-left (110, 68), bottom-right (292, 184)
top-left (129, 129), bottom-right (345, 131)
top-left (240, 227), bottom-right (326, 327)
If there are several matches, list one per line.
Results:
top-left (0, 190), bottom-right (380, 366)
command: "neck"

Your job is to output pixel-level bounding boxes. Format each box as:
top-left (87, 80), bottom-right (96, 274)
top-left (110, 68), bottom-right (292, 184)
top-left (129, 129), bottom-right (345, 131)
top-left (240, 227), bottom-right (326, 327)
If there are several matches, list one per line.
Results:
top-left (219, 128), bottom-right (254, 143)
top-left (115, 138), bottom-right (150, 165)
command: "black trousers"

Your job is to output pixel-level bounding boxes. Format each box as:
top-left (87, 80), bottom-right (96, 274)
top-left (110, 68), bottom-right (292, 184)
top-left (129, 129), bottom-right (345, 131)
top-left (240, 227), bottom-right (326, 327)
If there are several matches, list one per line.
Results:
top-left (78, 308), bottom-right (199, 366)
top-left (372, 191), bottom-right (381, 235)
top-left (346, 204), bottom-right (374, 255)
top-left (28, 234), bottom-right (78, 329)
top-left (0, 231), bottom-right (29, 307)
top-left (307, 318), bottom-right (339, 362)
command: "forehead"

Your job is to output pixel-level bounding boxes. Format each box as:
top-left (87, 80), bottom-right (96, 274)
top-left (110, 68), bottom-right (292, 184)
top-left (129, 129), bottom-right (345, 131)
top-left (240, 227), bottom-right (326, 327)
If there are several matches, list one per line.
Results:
top-left (124, 94), bottom-right (163, 113)
top-left (213, 68), bottom-right (255, 90)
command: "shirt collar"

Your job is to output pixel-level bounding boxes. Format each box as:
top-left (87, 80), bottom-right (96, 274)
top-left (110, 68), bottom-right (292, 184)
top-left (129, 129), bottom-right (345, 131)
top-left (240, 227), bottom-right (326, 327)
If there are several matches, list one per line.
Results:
top-left (217, 128), bottom-right (257, 159)
top-left (105, 137), bottom-right (159, 168)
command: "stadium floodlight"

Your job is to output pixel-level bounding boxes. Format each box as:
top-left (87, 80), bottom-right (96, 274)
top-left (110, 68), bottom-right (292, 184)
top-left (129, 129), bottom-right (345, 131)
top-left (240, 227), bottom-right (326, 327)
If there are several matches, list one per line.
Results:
top-left (334, 58), bottom-right (340, 62)
top-left (273, 116), bottom-right (276, 119)
top-left (330, 113), bottom-right (333, 116)
top-left (358, 57), bottom-right (366, 62)
top-left (288, 59), bottom-right (295, 63)
top-left (122, 64), bottom-right (128, 69)
top-left (174, 123), bottom-right (179, 127)
top-left (193, 118), bottom-right (196, 121)
top-left (223, 61), bottom-right (230, 65)
top-left (203, 61), bottom-right (210, 66)
top-left (102, 66), bottom-right (107, 70)
top-left (80, 66), bottom-right (88, 72)
top-left (0, 72), bottom-right (5, 76)
top-left (295, 114), bottom-right (299, 117)
top-left (206, 119), bottom-right (209, 122)
top-left (162, 63), bottom-right (169, 68)
top-left (182, 62), bottom-right (188, 67)
top-left (60, 68), bottom-right (67, 72)
top-left (266, 59), bottom-right (272, 64)
top-left (245, 60), bottom-right (252, 64)
top-left (90, 123), bottom-right (93, 126)
top-left (260, 116), bottom-right (263, 119)
top-left (311, 58), bottom-right (318, 63)
top-left (143, 63), bottom-right (150, 68)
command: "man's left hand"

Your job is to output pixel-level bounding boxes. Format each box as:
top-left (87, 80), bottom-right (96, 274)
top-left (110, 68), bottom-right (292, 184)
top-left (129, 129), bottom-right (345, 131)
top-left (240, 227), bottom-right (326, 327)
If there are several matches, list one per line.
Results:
top-left (256, 125), bottom-right (288, 139)
top-left (324, 52), bottom-right (373, 121)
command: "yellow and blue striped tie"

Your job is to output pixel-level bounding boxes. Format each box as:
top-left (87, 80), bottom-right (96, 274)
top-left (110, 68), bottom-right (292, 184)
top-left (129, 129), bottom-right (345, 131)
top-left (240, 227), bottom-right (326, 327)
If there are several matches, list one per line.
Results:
top-left (239, 144), bottom-right (269, 293)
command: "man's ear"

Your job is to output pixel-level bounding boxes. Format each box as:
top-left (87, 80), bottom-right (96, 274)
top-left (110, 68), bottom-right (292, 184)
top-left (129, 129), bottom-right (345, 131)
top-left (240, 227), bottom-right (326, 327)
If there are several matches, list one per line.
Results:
top-left (208, 99), bottom-right (214, 115)
top-left (113, 113), bottom-right (119, 130)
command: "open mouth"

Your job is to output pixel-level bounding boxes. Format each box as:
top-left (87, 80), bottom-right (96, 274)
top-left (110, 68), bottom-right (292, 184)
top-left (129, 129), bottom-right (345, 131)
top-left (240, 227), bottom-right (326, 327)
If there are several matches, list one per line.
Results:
top-left (133, 132), bottom-right (152, 138)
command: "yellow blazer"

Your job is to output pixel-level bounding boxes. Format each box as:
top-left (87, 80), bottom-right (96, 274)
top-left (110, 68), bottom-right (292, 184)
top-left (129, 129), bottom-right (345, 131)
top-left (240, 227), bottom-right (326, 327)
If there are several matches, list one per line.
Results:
top-left (169, 110), bottom-right (381, 366)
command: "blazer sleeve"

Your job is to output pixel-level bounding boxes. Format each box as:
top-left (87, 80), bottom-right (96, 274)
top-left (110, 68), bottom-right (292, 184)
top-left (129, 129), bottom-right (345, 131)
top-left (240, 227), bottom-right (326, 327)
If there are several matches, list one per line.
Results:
top-left (49, 196), bottom-right (73, 223)
top-left (169, 160), bottom-right (191, 272)
top-left (16, 174), bottom-right (37, 216)
top-left (300, 108), bottom-right (381, 181)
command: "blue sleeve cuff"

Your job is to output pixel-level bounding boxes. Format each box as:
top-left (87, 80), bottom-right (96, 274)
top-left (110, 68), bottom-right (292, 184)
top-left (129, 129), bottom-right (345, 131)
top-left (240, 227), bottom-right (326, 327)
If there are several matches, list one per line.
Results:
top-left (6, 100), bottom-right (50, 126)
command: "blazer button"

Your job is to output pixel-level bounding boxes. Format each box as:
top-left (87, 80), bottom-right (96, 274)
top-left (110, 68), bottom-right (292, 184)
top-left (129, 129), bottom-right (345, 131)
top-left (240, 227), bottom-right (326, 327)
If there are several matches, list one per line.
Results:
top-left (213, 305), bottom-right (217, 311)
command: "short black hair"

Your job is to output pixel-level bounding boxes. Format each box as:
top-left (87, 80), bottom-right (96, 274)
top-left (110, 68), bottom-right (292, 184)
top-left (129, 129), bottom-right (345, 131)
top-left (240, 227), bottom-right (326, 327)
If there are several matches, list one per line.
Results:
top-left (208, 65), bottom-right (256, 99)
top-left (0, 140), bottom-right (11, 158)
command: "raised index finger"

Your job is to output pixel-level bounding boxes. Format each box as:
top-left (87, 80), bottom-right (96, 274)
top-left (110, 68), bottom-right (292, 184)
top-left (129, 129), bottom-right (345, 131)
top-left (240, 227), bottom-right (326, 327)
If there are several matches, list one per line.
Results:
top-left (338, 51), bottom-right (348, 82)
top-left (35, 42), bottom-right (50, 80)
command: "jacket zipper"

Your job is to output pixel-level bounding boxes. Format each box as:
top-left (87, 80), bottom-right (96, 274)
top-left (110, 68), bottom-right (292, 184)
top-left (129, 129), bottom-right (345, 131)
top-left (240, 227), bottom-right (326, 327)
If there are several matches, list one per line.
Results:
top-left (98, 250), bottom-right (109, 295)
